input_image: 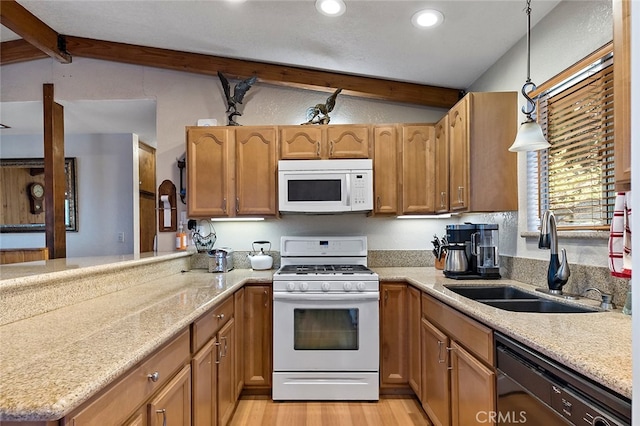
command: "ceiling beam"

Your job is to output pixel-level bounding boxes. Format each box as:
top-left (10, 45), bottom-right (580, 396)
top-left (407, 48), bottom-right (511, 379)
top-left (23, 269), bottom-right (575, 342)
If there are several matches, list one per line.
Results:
top-left (0, 39), bottom-right (48, 64)
top-left (65, 36), bottom-right (462, 109)
top-left (0, 0), bottom-right (71, 63)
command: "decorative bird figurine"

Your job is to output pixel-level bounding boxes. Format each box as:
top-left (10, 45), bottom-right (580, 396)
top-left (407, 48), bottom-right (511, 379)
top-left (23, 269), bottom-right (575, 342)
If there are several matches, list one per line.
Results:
top-left (217, 71), bottom-right (258, 126)
top-left (303, 88), bottom-right (343, 125)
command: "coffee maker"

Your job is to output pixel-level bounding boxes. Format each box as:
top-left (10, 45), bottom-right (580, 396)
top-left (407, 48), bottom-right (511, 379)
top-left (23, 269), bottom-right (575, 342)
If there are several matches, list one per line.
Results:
top-left (444, 223), bottom-right (500, 279)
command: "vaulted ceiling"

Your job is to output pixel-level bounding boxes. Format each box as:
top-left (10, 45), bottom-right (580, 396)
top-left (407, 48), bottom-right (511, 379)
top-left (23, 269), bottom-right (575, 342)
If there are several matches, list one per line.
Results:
top-left (0, 0), bottom-right (562, 109)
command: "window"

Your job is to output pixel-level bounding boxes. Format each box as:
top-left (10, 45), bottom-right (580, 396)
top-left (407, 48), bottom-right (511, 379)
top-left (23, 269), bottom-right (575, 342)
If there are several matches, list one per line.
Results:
top-left (527, 43), bottom-right (615, 231)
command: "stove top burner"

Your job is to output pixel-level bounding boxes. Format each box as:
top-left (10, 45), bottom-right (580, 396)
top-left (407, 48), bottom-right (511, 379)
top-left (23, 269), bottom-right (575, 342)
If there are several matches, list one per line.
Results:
top-left (277, 264), bottom-right (374, 275)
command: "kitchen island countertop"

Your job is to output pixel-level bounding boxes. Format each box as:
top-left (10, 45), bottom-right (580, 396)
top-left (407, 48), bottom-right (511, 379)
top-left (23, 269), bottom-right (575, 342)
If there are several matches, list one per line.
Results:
top-left (0, 259), bottom-right (631, 421)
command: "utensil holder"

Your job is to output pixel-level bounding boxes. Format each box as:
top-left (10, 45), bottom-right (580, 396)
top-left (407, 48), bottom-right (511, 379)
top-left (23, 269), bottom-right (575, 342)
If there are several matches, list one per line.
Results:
top-left (435, 256), bottom-right (445, 270)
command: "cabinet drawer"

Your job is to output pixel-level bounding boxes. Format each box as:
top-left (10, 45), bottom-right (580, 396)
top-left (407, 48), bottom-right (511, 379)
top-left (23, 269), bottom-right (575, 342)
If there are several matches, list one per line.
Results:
top-left (68, 328), bottom-right (190, 426)
top-left (422, 293), bottom-right (493, 365)
top-left (192, 296), bottom-right (234, 352)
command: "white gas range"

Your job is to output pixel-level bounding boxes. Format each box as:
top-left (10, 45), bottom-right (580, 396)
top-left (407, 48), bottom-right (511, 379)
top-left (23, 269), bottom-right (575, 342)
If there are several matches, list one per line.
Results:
top-left (272, 236), bottom-right (380, 401)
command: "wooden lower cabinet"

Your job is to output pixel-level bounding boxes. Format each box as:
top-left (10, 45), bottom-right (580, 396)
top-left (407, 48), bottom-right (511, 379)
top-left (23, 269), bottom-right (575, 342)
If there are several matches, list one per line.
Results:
top-left (380, 283), bottom-right (408, 390)
top-left (421, 293), bottom-right (496, 426)
top-left (147, 365), bottom-right (191, 426)
top-left (192, 339), bottom-right (217, 426)
top-left (234, 288), bottom-right (245, 399)
top-left (421, 318), bottom-right (450, 426)
top-left (217, 319), bottom-right (236, 426)
top-left (243, 285), bottom-right (272, 389)
top-left (450, 341), bottom-right (495, 426)
top-left (407, 285), bottom-right (422, 398)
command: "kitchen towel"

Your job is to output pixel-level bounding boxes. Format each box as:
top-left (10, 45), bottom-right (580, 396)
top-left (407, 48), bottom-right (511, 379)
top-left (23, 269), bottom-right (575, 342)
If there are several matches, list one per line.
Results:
top-left (609, 191), bottom-right (632, 279)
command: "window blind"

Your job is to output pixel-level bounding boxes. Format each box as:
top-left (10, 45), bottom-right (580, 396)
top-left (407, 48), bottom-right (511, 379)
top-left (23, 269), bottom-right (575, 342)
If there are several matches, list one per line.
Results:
top-left (527, 50), bottom-right (615, 230)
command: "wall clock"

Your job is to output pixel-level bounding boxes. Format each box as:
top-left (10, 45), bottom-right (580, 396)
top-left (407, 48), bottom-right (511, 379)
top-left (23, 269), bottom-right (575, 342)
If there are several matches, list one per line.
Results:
top-left (28, 182), bottom-right (45, 214)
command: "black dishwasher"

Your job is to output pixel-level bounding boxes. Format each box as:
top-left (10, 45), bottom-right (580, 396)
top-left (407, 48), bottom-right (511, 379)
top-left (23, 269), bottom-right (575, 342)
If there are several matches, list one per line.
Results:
top-left (495, 333), bottom-right (631, 426)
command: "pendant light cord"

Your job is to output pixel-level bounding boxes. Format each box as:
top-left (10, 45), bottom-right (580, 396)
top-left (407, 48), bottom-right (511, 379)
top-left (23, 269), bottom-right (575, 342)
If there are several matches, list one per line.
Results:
top-left (521, 0), bottom-right (537, 118)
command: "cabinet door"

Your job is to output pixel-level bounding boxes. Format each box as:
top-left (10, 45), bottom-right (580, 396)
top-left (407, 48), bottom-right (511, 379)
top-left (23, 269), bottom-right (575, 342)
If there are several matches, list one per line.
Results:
top-left (326, 125), bottom-right (370, 158)
top-left (147, 365), bottom-right (191, 426)
top-left (434, 116), bottom-right (450, 213)
top-left (372, 125), bottom-right (399, 214)
top-left (448, 99), bottom-right (469, 212)
top-left (235, 127), bottom-right (278, 216)
top-left (380, 283), bottom-right (408, 387)
top-left (234, 288), bottom-right (245, 399)
top-left (421, 318), bottom-right (450, 426)
top-left (217, 318), bottom-right (236, 426)
top-left (192, 339), bottom-right (216, 426)
top-left (401, 125), bottom-right (436, 214)
top-left (407, 286), bottom-right (421, 398)
top-left (138, 142), bottom-right (156, 195)
top-left (450, 341), bottom-right (496, 426)
top-left (124, 407), bottom-right (147, 426)
top-left (613, 0), bottom-right (631, 190)
top-left (280, 126), bottom-right (323, 159)
top-left (243, 285), bottom-right (273, 388)
top-left (186, 127), bottom-right (233, 217)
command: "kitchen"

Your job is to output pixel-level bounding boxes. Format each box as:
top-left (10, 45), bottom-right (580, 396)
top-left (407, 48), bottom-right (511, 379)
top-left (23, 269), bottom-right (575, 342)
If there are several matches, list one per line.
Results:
top-left (0, 0), bottom-right (638, 425)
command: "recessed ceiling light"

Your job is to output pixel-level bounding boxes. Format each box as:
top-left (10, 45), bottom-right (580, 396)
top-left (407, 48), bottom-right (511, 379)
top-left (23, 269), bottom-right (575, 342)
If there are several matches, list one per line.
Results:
top-left (316, 0), bottom-right (346, 17)
top-left (411, 9), bottom-right (444, 28)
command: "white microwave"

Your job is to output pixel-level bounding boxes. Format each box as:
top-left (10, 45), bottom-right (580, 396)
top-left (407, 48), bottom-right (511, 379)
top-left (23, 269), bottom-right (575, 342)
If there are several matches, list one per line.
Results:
top-left (278, 159), bottom-right (373, 213)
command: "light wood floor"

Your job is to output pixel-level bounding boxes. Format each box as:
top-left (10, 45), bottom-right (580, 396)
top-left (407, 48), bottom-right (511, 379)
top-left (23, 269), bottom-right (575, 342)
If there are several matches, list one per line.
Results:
top-left (229, 396), bottom-right (433, 426)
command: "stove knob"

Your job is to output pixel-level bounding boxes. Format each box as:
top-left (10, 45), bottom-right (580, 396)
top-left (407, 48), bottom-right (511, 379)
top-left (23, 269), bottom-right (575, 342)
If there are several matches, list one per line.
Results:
top-left (286, 282), bottom-right (296, 292)
top-left (321, 282), bottom-right (331, 292)
top-left (300, 282), bottom-right (309, 292)
top-left (356, 281), bottom-right (366, 291)
top-left (343, 282), bottom-right (353, 292)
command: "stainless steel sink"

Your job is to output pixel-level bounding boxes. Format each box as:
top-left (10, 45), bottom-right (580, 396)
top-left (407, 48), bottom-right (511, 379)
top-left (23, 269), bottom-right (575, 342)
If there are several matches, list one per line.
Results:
top-left (444, 285), bottom-right (599, 313)
top-left (444, 285), bottom-right (538, 300)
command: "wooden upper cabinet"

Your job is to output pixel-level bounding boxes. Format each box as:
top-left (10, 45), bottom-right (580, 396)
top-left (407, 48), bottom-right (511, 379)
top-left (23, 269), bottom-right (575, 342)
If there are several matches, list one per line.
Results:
top-left (372, 124), bottom-right (400, 214)
top-left (186, 127), bottom-right (234, 217)
top-left (326, 125), bottom-right (370, 158)
top-left (279, 125), bottom-right (370, 159)
top-left (280, 125), bottom-right (323, 159)
top-left (401, 124), bottom-right (436, 214)
top-left (235, 126), bottom-right (278, 216)
top-left (434, 115), bottom-right (450, 214)
top-left (448, 98), bottom-right (469, 212)
top-left (614, 0), bottom-right (631, 190)
top-left (448, 92), bottom-right (518, 213)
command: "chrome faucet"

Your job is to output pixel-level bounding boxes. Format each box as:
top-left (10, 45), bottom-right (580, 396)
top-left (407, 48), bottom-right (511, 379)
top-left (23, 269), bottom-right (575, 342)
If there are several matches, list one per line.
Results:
top-left (538, 210), bottom-right (570, 293)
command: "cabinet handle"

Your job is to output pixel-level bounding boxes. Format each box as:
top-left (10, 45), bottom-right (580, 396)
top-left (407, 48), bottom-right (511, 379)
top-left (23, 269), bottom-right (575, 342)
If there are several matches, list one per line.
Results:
top-left (440, 191), bottom-right (446, 208)
top-left (329, 140), bottom-right (335, 157)
top-left (376, 196), bottom-right (381, 210)
top-left (217, 313), bottom-right (225, 320)
top-left (316, 141), bottom-right (321, 157)
top-left (215, 341), bottom-right (222, 364)
top-left (147, 371), bottom-right (160, 382)
top-left (264, 290), bottom-right (268, 308)
top-left (236, 197), bottom-right (239, 214)
top-left (221, 336), bottom-right (228, 357)
top-left (222, 198), bottom-right (227, 213)
top-left (446, 347), bottom-right (455, 370)
top-left (156, 409), bottom-right (167, 426)
top-left (384, 289), bottom-right (389, 303)
top-left (437, 341), bottom-right (446, 364)
top-left (457, 186), bottom-right (464, 204)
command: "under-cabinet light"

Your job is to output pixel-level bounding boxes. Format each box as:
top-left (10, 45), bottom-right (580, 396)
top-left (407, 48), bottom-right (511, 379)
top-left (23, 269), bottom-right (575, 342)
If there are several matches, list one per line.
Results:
top-left (397, 214), bottom-right (452, 219)
top-left (210, 217), bottom-right (265, 222)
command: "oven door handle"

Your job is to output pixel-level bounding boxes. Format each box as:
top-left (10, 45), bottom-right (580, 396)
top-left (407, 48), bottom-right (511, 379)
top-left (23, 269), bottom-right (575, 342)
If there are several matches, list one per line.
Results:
top-left (273, 292), bottom-right (379, 302)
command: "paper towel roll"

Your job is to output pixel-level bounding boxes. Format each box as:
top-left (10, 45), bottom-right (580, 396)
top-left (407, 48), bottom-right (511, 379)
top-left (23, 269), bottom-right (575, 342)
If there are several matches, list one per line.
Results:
top-left (161, 195), bottom-right (171, 227)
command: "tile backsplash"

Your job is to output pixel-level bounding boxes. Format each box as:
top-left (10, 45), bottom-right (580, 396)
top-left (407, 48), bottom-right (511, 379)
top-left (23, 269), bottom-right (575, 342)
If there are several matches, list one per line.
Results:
top-left (190, 250), bottom-right (630, 309)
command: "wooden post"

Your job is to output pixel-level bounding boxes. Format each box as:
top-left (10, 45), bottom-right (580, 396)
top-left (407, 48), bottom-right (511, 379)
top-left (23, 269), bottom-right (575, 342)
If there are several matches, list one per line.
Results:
top-left (43, 83), bottom-right (67, 258)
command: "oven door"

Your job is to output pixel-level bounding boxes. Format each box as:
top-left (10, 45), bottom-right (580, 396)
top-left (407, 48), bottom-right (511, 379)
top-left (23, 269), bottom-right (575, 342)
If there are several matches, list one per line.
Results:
top-left (273, 292), bottom-right (379, 372)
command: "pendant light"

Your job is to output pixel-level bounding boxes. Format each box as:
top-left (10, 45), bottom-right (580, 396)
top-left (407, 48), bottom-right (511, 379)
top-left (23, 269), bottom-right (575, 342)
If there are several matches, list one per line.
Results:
top-left (509, 0), bottom-right (550, 152)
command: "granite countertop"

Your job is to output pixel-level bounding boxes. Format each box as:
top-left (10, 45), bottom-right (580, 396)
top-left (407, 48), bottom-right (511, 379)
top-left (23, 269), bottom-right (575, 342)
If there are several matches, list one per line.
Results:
top-left (0, 260), bottom-right (632, 421)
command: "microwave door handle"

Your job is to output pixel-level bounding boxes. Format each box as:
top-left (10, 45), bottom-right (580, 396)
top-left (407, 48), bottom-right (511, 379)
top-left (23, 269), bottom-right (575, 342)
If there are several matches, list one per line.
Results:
top-left (345, 174), bottom-right (351, 207)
